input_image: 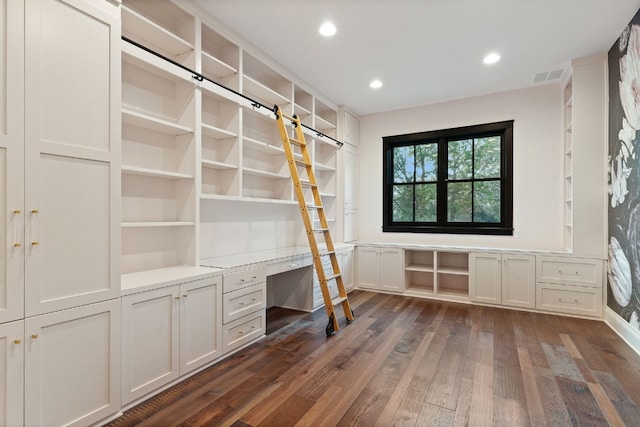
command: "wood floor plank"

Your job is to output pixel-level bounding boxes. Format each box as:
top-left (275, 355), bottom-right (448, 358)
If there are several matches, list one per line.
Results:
top-left (555, 376), bottom-right (608, 426)
top-left (493, 394), bottom-right (528, 427)
top-left (294, 384), bottom-right (344, 427)
top-left (533, 367), bottom-right (572, 426)
top-left (593, 370), bottom-right (640, 424)
top-left (254, 392), bottom-right (315, 427)
top-left (319, 327), bottom-right (404, 426)
top-left (375, 329), bottom-right (436, 426)
top-left (415, 402), bottom-right (455, 427)
top-left (514, 322), bottom-right (547, 426)
top-left (513, 310), bottom-right (549, 369)
top-left (587, 381), bottom-right (626, 427)
top-left (452, 377), bottom-right (473, 426)
top-left (469, 362), bottom-right (493, 427)
top-left (422, 305), bottom-right (472, 410)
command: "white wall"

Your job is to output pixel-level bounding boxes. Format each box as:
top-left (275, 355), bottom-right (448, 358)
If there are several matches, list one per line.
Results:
top-left (357, 84), bottom-right (566, 251)
top-left (200, 200), bottom-right (302, 259)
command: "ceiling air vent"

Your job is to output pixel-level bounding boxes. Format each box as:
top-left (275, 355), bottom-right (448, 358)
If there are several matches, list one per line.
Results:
top-left (533, 69), bottom-right (565, 84)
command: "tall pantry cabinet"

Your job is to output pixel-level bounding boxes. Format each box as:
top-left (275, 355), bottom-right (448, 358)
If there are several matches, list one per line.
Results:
top-left (2, 0), bottom-right (122, 426)
top-left (0, 2), bottom-right (25, 425)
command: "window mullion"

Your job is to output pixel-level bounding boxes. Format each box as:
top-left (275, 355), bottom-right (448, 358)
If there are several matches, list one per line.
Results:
top-left (471, 138), bottom-right (476, 222)
top-left (438, 137), bottom-right (447, 226)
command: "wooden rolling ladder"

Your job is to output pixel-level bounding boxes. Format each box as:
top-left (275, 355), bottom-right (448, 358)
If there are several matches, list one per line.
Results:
top-left (274, 105), bottom-right (354, 336)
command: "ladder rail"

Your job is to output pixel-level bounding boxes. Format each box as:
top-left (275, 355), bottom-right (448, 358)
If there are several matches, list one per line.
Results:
top-left (274, 105), bottom-right (353, 335)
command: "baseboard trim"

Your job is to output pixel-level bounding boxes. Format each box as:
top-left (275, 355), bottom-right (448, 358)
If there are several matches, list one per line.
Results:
top-left (605, 307), bottom-right (640, 357)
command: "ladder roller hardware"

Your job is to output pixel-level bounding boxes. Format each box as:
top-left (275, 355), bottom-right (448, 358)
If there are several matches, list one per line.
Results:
top-left (274, 105), bottom-right (354, 336)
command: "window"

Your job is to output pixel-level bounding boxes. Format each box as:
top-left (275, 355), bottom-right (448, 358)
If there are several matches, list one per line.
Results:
top-left (383, 120), bottom-right (513, 235)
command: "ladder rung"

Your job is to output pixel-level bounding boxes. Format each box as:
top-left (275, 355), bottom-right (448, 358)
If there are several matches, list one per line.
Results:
top-left (295, 159), bottom-right (312, 167)
top-left (319, 250), bottom-right (336, 257)
top-left (290, 138), bottom-right (306, 147)
top-left (313, 228), bottom-right (329, 232)
top-left (307, 204), bottom-right (323, 209)
top-left (331, 295), bottom-right (349, 307)
top-left (300, 180), bottom-right (317, 188)
top-left (324, 273), bottom-right (340, 281)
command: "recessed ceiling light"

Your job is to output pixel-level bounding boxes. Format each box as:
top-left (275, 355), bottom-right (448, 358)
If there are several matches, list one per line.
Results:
top-left (370, 79), bottom-right (383, 89)
top-left (483, 53), bottom-right (501, 65)
top-left (319, 21), bottom-right (337, 37)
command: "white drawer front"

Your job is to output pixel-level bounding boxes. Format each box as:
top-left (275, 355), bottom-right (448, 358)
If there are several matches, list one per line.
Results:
top-left (536, 257), bottom-right (602, 288)
top-left (222, 311), bottom-right (265, 353)
top-left (223, 267), bottom-right (266, 293)
top-left (266, 255), bottom-right (312, 276)
top-left (536, 284), bottom-right (602, 317)
top-left (223, 283), bottom-right (266, 324)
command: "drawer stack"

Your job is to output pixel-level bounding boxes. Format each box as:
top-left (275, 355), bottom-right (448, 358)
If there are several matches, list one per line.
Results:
top-left (222, 266), bottom-right (267, 353)
top-left (313, 254), bottom-right (338, 310)
top-left (535, 256), bottom-right (604, 317)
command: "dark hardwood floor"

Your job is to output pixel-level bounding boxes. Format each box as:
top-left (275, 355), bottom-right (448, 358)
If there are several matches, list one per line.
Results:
top-left (107, 290), bottom-right (640, 426)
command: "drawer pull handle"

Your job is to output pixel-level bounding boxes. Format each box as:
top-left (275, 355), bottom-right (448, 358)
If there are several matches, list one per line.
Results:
top-left (175, 296), bottom-right (181, 300)
top-left (31, 334), bottom-right (38, 339)
top-left (558, 297), bottom-right (579, 304)
top-left (14, 339), bottom-right (21, 345)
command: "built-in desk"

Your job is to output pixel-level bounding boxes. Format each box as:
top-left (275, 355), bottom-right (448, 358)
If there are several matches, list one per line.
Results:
top-left (201, 244), bottom-right (354, 313)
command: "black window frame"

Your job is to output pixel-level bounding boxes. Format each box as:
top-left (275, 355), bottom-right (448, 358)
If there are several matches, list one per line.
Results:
top-left (382, 120), bottom-right (513, 235)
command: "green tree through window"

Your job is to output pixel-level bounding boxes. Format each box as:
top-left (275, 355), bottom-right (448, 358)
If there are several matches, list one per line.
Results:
top-left (383, 121), bottom-right (513, 235)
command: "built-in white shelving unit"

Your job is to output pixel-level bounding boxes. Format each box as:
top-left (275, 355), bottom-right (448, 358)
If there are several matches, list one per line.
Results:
top-left (563, 76), bottom-right (573, 251)
top-left (121, 0), bottom-right (197, 280)
top-left (120, 0), bottom-right (344, 277)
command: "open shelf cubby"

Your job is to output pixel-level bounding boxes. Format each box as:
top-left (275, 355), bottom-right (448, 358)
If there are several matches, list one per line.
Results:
top-left (404, 250), bottom-right (469, 300)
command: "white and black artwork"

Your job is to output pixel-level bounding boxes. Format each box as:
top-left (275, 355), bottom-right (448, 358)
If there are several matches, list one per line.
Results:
top-left (608, 10), bottom-right (640, 331)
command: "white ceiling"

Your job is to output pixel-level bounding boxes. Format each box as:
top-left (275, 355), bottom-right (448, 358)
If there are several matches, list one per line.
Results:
top-left (193, 0), bottom-right (640, 116)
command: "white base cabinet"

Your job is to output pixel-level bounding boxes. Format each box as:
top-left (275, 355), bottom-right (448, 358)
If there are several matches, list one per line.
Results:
top-left (221, 267), bottom-right (266, 354)
top-left (356, 246), bottom-right (403, 292)
top-left (470, 253), bottom-right (535, 309)
top-left (24, 299), bottom-right (121, 427)
top-left (122, 276), bottom-right (222, 404)
top-left (536, 256), bottom-right (603, 317)
top-left (0, 320), bottom-right (24, 427)
top-left (342, 248), bottom-right (355, 292)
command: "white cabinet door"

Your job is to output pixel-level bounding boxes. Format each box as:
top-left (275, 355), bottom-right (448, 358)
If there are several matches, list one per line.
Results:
top-left (380, 248), bottom-right (404, 292)
top-left (470, 253), bottom-right (535, 308)
top-left (357, 247), bottom-right (380, 289)
top-left (24, 299), bottom-right (121, 427)
top-left (0, 0), bottom-right (24, 324)
top-left (341, 249), bottom-right (355, 291)
top-left (343, 147), bottom-right (358, 211)
top-left (502, 254), bottom-right (535, 309)
top-left (122, 286), bottom-right (180, 404)
top-left (180, 277), bottom-right (222, 375)
top-left (344, 111), bottom-right (359, 147)
top-left (470, 253), bottom-right (502, 304)
top-left (344, 210), bottom-right (358, 243)
top-left (0, 320), bottom-right (24, 427)
top-left (357, 247), bottom-right (403, 292)
top-left (24, 0), bottom-right (121, 316)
